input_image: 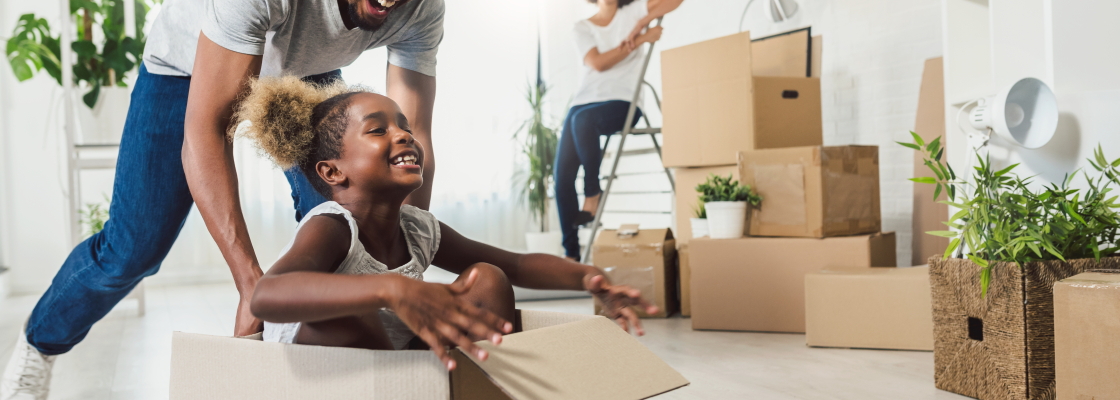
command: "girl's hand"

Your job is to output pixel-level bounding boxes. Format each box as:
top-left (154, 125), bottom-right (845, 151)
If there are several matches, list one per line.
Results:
top-left (389, 269), bottom-right (513, 370)
top-left (583, 274), bottom-right (658, 336)
top-left (623, 17), bottom-right (654, 50)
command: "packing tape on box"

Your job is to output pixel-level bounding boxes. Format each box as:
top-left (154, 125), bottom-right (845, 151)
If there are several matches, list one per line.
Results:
top-left (594, 243), bottom-right (664, 256)
top-left (753, 164), bottom-right (807, 225)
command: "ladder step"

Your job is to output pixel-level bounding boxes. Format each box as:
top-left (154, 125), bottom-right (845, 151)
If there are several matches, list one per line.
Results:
top-left (602, 210), bottom-right (672, 215)
top-left (76, 158), bottom-right (117, 169)
top-left (602, 147), bottom-right (659, 158)
top-left (630, 128), bottom-right (661, 134)
top-left (600, 171), bottom-right (670, 180)
top-left (75, 143), bottom-right (121, 149)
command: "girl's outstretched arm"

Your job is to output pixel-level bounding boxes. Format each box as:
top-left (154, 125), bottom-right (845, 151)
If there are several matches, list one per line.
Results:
top-left (250, 215), bottom-right (510, 369)
top-left (432, 222), bottom-right (658, 334)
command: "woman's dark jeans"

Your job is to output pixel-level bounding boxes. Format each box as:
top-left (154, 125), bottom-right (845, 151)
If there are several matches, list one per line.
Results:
top-left (24, 65), bottom-right (340, 355)
top-left (553, 100), bottom-right (642, 260)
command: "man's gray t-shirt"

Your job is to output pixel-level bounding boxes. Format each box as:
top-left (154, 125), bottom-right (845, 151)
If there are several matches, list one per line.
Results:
top-left (142, 0), bottom-right (444, 78)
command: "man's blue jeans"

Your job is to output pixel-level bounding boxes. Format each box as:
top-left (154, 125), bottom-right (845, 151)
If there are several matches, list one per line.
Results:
top-left (553, 101), bottom-right (641, 260)
top-left (24, 65), bottom-right (337, 355)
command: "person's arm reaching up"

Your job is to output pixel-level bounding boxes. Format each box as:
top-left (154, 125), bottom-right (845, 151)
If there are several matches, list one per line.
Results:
top-left (584, 25), bottom-right (663, 72)
top-left (387, 65), bottom-right (436, 210)
top-left (432, 222), bottom-right (658, 335)
top-left (182, 32), bottom-right (264, 336)
top-left (623, 0), bottom-right (684, 49)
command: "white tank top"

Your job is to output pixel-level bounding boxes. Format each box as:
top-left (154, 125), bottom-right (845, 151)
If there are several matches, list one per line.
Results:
top-left (262, 201), bottom-right (442, 350)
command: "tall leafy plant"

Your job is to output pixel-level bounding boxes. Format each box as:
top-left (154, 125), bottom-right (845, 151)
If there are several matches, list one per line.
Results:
top-left (514, 81), bottom-right (558, 233)
top-left (5, 0), bottom-right (154, 108)
top-left (902, 132), bottom-right (1120, 297)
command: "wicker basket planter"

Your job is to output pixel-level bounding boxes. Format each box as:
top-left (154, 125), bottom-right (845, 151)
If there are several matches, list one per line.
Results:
top-left (929, 256), bottom-right (1120, 399)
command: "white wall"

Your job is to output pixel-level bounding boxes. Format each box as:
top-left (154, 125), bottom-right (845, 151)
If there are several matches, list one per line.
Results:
top-left (543, 0), bottom-right (944, 267)
top-left (0, 1), bottom-right (76, 294)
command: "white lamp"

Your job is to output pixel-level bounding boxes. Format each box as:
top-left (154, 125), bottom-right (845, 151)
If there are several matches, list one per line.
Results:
top-left (739, 0), bottom-right (800, 31)
top-left (965, 77), bottom-right (1058, 149)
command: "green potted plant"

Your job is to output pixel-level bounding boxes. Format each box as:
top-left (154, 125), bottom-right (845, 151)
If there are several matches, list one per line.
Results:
top-left (902, 132), bottom-right (1120, 400)
top-left (696, 174), bottom-right (762, 239)
top-left (6, 0), bottom-right (154, 142)
top-left (514, 80), bottom-right (560, 254)
top-left (690, 202), bottom-right (708, 239)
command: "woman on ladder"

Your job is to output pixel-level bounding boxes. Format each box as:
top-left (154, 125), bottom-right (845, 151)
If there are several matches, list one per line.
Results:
top-left (554, 0), bottom-right (683, 261)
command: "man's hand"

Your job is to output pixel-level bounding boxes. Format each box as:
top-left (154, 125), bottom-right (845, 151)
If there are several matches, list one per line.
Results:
top-left (389, 269), bottom-right (513, 370)
top-left (584, 274), bottom-right (658, 336)
top-left (235, 295), bottom-right (264, 336)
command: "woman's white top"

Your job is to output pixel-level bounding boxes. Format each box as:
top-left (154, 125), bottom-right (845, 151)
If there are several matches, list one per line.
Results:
top-left (570, 0), bottom-right (650, 108)
top-left (262, 201), bottom-right (442, 350)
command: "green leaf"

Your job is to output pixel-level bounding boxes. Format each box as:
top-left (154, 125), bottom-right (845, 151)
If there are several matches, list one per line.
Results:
top-left (896, 141), bottom-right (920, 151)
top-left (994, 163), bottom-right (1020, 177)
top-left (934, 183), bottom-right (943, 201)
top-left (910, 177), bottom-right (937, 185)
top-left (926, 136), bottom-right (941, 154)
top-left (944, 238), bottom-right (960, 259)
top-left (910, 131), bottom-right (925, 147)
top-left (927, 230), bottom-right (959, 238)
top-left (980, 266), bottom-right (992, 299)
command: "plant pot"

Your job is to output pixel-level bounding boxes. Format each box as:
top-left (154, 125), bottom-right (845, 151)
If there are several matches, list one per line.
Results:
top-left (75, 86), bottom-right (132, 144)
top-left (929, 256), bottom-right (1120, 400)
top-left (524, 231), bottom-right (563, 256)
top-left (689, 218), bottom-right (709, 239)
top-left (705, 201), bottom-right (748, 239)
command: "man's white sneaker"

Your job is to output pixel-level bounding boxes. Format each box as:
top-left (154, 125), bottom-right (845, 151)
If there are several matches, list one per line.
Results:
top-left (0, 328), bottom-right (56, 400)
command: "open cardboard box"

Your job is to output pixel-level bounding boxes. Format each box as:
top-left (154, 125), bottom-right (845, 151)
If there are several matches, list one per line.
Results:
top-left (660, 31), bottom-right (823, 168)
top-left (1054, 271), bottom-right (1120, 400)
top-left (591, 226), bottom-right (678, 318)
top-left (170, 310), bottom-right (688, 399)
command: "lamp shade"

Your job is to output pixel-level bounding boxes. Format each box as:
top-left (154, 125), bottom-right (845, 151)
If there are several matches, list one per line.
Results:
top-left (769, 0), bottom-right (799, 22)
top-left (969, 77), bottom-right (1058, 149)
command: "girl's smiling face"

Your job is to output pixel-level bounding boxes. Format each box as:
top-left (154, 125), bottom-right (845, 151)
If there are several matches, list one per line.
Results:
top-left (317, 93), bottom-right (424, 200)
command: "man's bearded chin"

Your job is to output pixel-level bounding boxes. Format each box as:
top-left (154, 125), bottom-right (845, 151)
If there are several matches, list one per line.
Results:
top-left (348, 2), bottom-right (387, 32)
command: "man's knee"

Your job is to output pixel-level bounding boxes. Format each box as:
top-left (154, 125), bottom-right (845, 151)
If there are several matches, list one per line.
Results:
top-left (466, 263), bottom-right (511, 291)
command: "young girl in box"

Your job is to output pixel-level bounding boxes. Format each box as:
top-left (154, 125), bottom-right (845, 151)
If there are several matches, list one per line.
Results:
top-left (238, 77), bottom-right (656, 370)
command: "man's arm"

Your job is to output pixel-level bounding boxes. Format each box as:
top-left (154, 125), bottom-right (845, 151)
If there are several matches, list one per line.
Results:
top-left (182, 32), bottom-right (264, 336)
top-left (386, 64), bottom-right (436, 210)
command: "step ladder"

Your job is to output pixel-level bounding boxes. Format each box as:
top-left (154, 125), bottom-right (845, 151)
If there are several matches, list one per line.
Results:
top-left (581, 18), bottom-right (675, 263)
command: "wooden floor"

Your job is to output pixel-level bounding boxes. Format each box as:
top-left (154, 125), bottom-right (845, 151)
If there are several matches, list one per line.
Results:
top-left (0, 282), bottom-right (970, 399)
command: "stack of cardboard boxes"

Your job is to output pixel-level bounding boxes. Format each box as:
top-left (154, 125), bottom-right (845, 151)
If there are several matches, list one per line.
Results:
top-left (661, 29), bottom-right (931, 349)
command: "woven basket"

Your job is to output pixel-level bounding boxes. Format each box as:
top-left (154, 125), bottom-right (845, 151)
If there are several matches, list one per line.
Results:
top-left (929, 256), bottom-right (1120, 399)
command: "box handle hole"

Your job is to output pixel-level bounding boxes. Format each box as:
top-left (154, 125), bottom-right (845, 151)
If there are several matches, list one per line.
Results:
top-left (781, 90), bottom-right (799, 99)
top-left (967, 317), bottom-right (983, 341)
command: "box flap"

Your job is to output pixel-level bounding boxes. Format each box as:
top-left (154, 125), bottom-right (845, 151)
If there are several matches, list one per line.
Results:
top-left (170, 332), bottom-right (448, 400)
top-left (518, 310), bottom-right (597, 331)
top-left (462, 317), bottom-right (689, 400)
top-left (1058, 271), bottom-right (1120, 286)
top-left (751, 27), bottom-right (811, 77)
top-left (593, 228), bottom-right (672, 248)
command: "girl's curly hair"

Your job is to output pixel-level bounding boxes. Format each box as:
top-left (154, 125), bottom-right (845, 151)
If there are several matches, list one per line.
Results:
top-left (230, 76), bottom-right (370, 198)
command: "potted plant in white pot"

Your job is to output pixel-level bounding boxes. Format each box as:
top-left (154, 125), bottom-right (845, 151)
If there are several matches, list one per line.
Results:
top-left (697, 174), bottom-right (762, 239)
top-left (514, 78), bottom-right (561, 254)
top-left (690, 202), bottom-right (708, 239)
top-left (6, 0), bottom-right (154, 143)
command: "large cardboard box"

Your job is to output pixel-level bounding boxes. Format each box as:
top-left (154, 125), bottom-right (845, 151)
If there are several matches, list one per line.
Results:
top-left (672, 165), bottom-right (738, 244)
top-left (679, 243), bottom-right (691, 317)
top-left (592, 227), bottom-right (678, 318)
top-left (739, 145), bottom-right (881, 238)
top-left (661, 31), bottom-right (823, 168)
top-left (690, 233), bottom-right (896, 332)
top-left (912, 57), bottom-right (950, 265)
top-left (170, 310), bottom-right (689, 399)
top-left (1055, 271), bottom-right (1120, 400)
top-left (805, 266), bottom-right (933, 351)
